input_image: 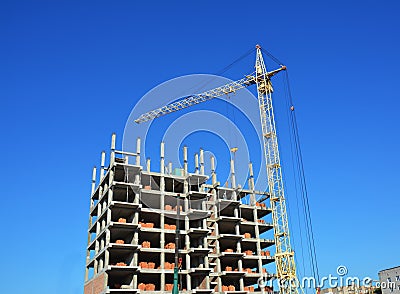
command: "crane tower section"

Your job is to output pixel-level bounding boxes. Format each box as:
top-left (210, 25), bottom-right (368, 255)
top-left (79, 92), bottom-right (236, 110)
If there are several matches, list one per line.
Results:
top-left (255, 46), bottom-right (298, 294)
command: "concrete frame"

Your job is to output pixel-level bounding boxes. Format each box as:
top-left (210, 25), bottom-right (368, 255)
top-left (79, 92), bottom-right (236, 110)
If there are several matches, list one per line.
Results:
top-left (84, 133), bottom-right (276, 294)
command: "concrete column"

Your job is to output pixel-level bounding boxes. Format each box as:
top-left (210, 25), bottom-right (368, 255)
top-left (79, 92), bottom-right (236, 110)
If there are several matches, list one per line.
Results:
top-left (94, 259), bottom-right (98, 275)
top-left (237, 226), bottom-right (244, 290)
top-left (101, 217), bottom-right (106, 232)
top-left (195, 153), bottom-right (199, 174)
top-left (95, 185), bottom-right (103, 248)
top-left (100, 151), bottom-right (106, 181)
top-left (160, 143), bottom-right (166, 291)
top-left (108, 187), bottom-right (113, 204)
top-left (160, 142), bottom-right (165, 175)
top-left (136, 137), bottom-right (141, 166)
top-left (86, 167), bottom-right (97, 281)
top-left (91, 167), bottom-right (97, 195)
top-left (168, 161), bottom-right (172, 175)
top-left (133, 216), bottom-right (139, 288)
top-left (106, 208), bottom-right (111, 232)
top-left (204, 244), bottom-right (210, 289)
top-left (84, 267), bottom-right (89, 282)
top-left (104, 250), bottom-right (109, 268)
top-left (98, 258), bottom-right (104, 271)
top-left (134, 138), bottom-right (141, 186)
top-left (132, 207), bottom-right (138, 285)
top-left (146, 158), bottom-right (150, 172)
top-left (249, 162), bottom-right (256, 206)
top-left (185, 227), bottom-right (191, 290)
top-left (105, 229), bottom-right (110, 246)
top-left (199, 148), bottom-right (204, 175)
top-left (230, 158), bottom-right (236, 189)
top-left (239, 276), bottom-right (244, 291)
top-left (211, 156), bottom-right (217, 185)
top-left (110, 133), bottom-right (116, 167)
top-left (160, 195), bottom-right (165, 290)
top-left (108, 166), bottom-right (114, 202)
top-left (111, 133), bottom-right (116, 150)
top-left (248, 162), bottom-right (255, 190)
top-left (254, 208), bottom-right (263, 274)
top-left (183, 146), bottom-right (188, 175)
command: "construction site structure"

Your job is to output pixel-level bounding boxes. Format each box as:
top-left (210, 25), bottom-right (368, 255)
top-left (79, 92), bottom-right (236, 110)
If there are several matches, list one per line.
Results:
top-left (84, 133), bottom-right (276, 294)
top-left (132, 45), bottom-right (300, 294)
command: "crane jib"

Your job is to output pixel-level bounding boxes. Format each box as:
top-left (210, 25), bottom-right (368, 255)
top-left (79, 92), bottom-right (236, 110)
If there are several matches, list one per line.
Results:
top-left (134, 67), bottom-right (285, 124)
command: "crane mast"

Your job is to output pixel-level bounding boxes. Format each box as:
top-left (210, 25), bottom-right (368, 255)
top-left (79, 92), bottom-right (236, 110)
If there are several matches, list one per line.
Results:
top-left (255, 45), bottom-right (298, 294)
top-left (134, 45), bottom-right (300, 294)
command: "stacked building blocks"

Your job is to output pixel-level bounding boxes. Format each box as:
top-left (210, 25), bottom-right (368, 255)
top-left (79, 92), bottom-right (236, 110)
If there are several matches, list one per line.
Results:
top-left (165, 242), bottom-right (175, 249)
top-left (116, 262), bottom-right (127, 266)
top-left (164, 224), bottom-right (176, 230)
top-left (139, 222), bottom-right (154, 228)
top-left (141, 241), bottom-right (151, 248)
top-left (164, 262), bottom-right (175, 269)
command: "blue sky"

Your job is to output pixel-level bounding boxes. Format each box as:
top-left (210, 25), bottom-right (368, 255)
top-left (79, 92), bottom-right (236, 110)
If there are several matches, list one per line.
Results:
top-left (1, 1), bottom-right (399, 293)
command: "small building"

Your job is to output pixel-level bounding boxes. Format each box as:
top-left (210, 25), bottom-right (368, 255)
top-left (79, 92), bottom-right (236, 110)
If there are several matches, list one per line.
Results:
top-left (378, 266), bottom-right (400, 294)
top-left (320, 285), bottom-right (377, 294)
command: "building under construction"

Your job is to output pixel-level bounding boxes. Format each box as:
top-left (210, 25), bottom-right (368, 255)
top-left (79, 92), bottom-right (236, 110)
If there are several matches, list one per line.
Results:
top-left (84, 133), bottom-right (276, 294)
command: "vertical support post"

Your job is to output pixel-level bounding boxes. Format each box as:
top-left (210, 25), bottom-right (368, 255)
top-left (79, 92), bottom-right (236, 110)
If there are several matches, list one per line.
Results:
top-left (230, 158), bottom-right (236, 189)
top-left (160, 142), bottom-right (165, 174)
top-left (168, 161), bottom-right (173, 175)
top-left (100, 151), bottom-right (106, 181)
top-left (195, 153), bottom-right (199, 174)
top-left (136, 137), bottom-right (141, 166)
top-left (211, 156), bottom-right (217, 185)
top-left (200, 148), bottom-right (204, 175)
top-left (249, 162), bottom-right (256, 206)
top-left (111, 133), bottom-right (116, 150)
top-left (248, 162), bottom-right (255, 190)
top-left (146, 158), bottom-right (151, 172)
top-left (110, 133), bottom-right (116, 166)
top-left (173, 194), bottom-right (181, 294)
top-left (91, 166), bottom-right (97, 195)
top-left (183, 146), bottom-right (188, 175)
top-left (85, 166), bottom-right (97, 281)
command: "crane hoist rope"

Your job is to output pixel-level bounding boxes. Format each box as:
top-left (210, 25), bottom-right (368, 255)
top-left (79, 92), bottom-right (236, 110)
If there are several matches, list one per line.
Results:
top-left (283, 70), bottom-right (320, 284)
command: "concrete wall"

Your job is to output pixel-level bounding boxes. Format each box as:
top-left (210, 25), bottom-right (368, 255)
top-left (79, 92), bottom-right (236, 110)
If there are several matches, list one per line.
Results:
top-left (379, 266), bottom-right (400, 294)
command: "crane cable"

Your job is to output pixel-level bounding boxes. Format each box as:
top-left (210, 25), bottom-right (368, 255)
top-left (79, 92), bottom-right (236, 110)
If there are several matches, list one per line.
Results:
top-left (285, 69), bottom-right (320, 284)
top-left (187, 48), bottom-right (256, 96)
top-left (214, 48), bottom-right (255, 188)
top-left (261, 48), bottom-right (320, 284)
top-left (284, 74), bottom-right (307, 279)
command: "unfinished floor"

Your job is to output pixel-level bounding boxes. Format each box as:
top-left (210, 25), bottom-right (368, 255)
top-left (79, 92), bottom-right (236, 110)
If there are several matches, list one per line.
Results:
top-left (84, 134), bottom-right (275, 294)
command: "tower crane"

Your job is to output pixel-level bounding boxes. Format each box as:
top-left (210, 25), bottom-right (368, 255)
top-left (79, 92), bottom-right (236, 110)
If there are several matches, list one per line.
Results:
top-left (135, 45), bottom-right (300, 294)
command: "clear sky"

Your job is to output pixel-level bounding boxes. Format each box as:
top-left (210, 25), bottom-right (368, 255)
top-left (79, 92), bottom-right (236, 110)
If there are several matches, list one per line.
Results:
top-left (1, 1), bottom-right (399, 293)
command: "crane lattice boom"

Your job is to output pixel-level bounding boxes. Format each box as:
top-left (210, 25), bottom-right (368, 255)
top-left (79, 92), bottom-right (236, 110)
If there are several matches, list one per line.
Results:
top-left (134, 67), bottom-right (285, 124)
